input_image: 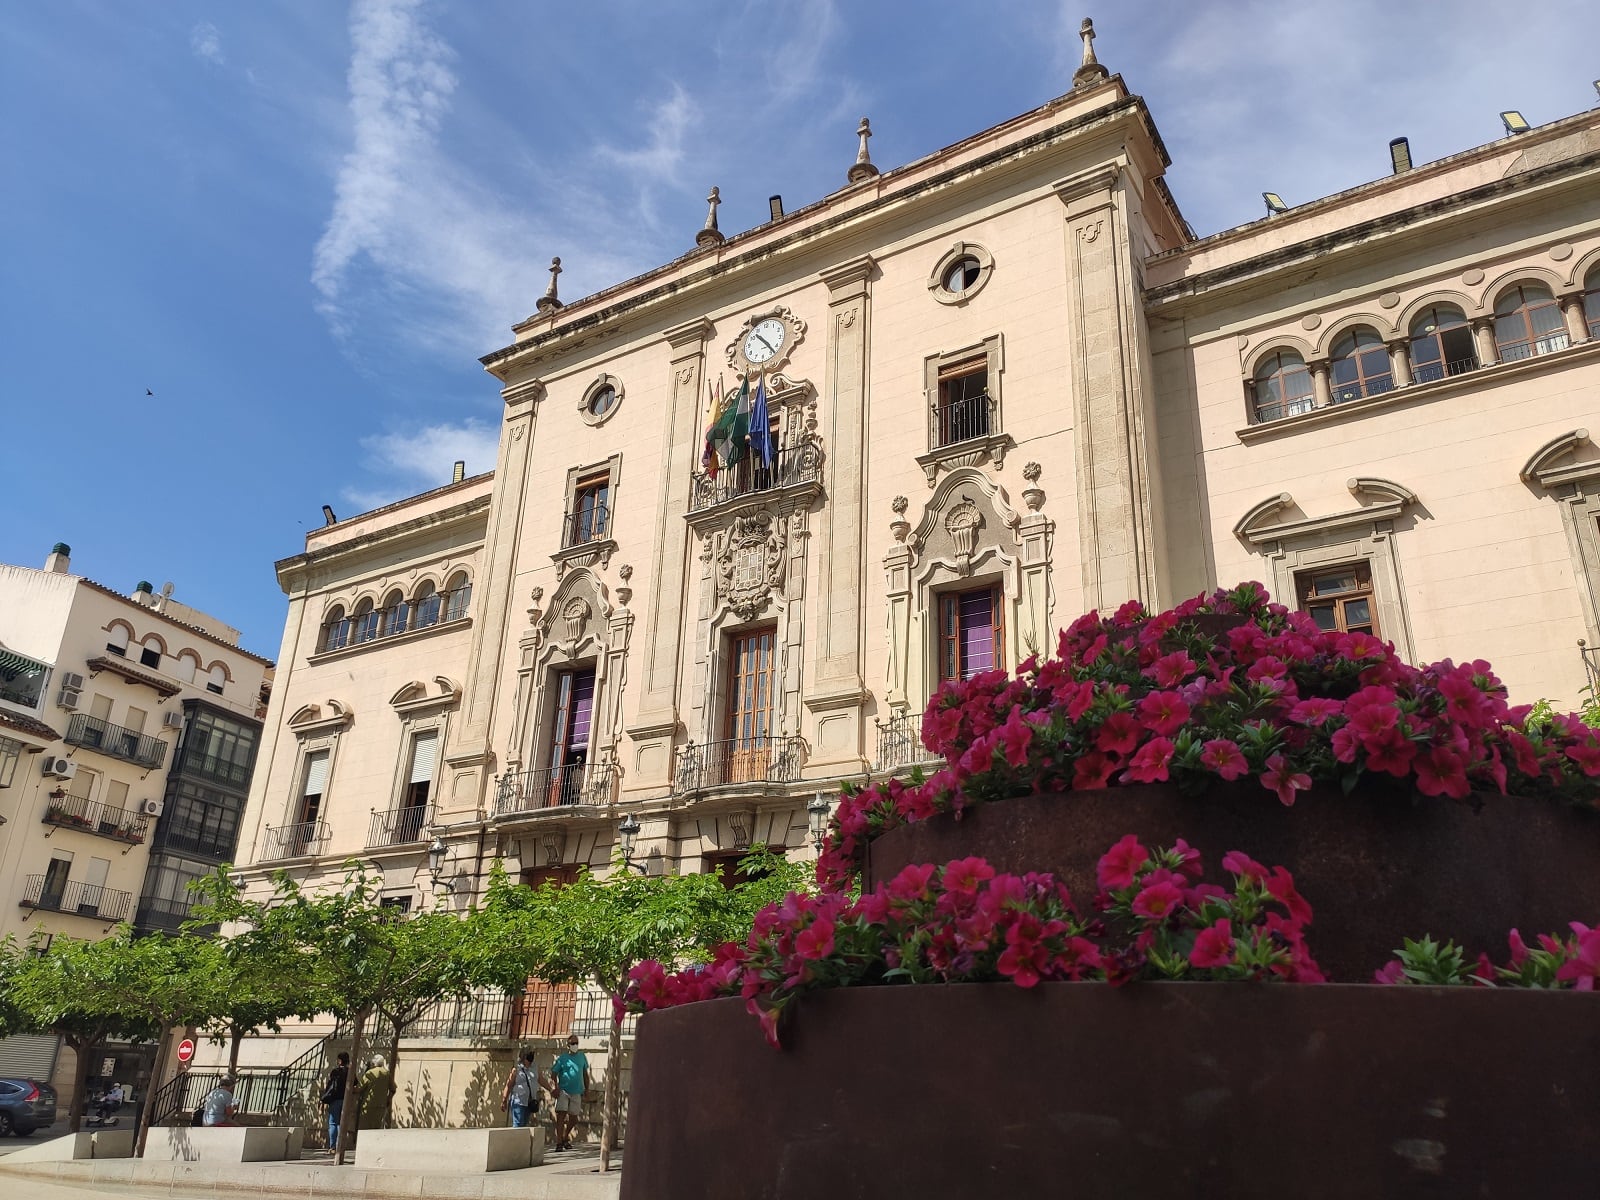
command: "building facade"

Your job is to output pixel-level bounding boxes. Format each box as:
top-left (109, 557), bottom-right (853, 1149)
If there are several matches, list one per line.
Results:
top-left (0, 545), bottom-right (270, 1101)
top-left (224, 51), bottom-right (1600, 1125)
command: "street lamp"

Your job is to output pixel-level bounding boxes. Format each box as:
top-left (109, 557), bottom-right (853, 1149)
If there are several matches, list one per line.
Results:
top-left (807, 794), bottom-right (833, 853)
top-left (427, 837), bottom-right (454, 892)
top-left (617, 813), bottom-right (647, 874)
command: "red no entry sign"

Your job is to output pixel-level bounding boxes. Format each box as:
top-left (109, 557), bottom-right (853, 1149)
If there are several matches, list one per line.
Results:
top-left (176, 1039), bottom-right (195, 1064)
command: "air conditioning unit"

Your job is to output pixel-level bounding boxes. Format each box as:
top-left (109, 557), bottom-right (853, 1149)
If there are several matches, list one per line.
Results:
top-left (162, 711), bottom-right (184, 730)
top-left (140, 799), bottom-right (164, 817)
top-left (57, 688), bottom-right (80, 711)
top-left (41, 755), bottom-right (77, 779)
top-left (60, 671), bottom-right (85, 691)
top-left (41, 756), bottom-right (67, 778)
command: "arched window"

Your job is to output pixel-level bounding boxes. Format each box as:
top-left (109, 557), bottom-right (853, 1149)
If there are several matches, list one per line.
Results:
top-left (1494, 283), bottom-right (1567, 361)
top-left (205, 664), bottom-right (227, 696)
top-left (379, 589), bottom-right (409, 637)
top-left (1328, 327), bottom-right (1393, 403)
top-left (351, 598), bottom-right (379, 645)
top-left (1583, 266), bottom-right (1600, 340)
top-left (322, 606), bottom-right (351, 653)
top-left (1409, 305), bottom-right (1477, 383)
top-left (1250, 350), bottom-right (1314, 423)
top-left (105, 625), bottom-right (131, 658)
top-left (139, 635), bottom-right (164, 670)
top-left (444, 572), bottom-right (472, 622)
top-left (174, 652), bottom-right (200, 684)
top-left (413, 582), bottom-right (442, 630)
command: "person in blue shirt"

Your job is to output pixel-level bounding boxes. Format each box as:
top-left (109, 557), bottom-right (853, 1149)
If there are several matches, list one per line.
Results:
top-left (549, 1035), bottom-right (591, 1151)
top-left (201, 1077), bottom-right (238, 1126)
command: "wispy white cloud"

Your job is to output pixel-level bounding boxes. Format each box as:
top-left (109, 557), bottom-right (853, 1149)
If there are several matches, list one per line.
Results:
top-left (596, 84), bottom-right (696, 186)
top-left (189, 22), bottom-right (224, 66)
top-left (343, 418), bottom-right (500, 512)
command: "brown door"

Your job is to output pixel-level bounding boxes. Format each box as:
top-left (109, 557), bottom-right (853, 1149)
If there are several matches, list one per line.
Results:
top-left (546, 670), bottom-right (595, 806)
top-left (725, 628), bottom-right (776, 784)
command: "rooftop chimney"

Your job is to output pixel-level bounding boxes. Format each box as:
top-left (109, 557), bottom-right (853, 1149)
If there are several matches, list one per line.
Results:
top-left (44, 542), bottom-right (71, 574)
top-left (133, 580), bottom-right (154, 606)
top-left (452, 460), bottom-right (466, 484)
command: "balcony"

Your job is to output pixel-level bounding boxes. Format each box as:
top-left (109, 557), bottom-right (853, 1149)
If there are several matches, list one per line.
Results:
top-left (260, 819), bottom-right (330, 860)
top-left (934, 392), bottom-right (993, 448)
top-left (368, 803), bottom-right (434, 848)
top-left (874, 711), bottom-right (940, 775)
top-left (134, 894), bottom-right (195, 933)
top-left (689, 441), bottom-right (824, 514)
top-left (63, 714), bottom-right (168, 770)
top-left (19, 875), bottom-right (133, 922)
top-left (672, 735), bottom-right (806, 797)
top-left (562, 503), bottom-right (611, 549)
top-left (1409, 357), bottom-right (1478, 385)
top-left (41, 791), bottom-right (150, 848)
top-left (496, 762), bottom-right (617, 817)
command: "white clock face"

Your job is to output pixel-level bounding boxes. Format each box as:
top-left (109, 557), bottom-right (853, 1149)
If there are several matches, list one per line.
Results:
top-left (742, 318), bottom-right (787, 365)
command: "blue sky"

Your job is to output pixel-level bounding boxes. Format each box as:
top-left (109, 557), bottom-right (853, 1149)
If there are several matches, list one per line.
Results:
top-left (5, 0), bottom-right (1597, 657)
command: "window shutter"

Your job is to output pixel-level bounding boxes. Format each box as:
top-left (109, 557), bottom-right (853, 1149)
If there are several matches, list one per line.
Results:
top-left (409, 731), bottom-right (438, 784)
top-left (303, 750), bottom-right (330, 797)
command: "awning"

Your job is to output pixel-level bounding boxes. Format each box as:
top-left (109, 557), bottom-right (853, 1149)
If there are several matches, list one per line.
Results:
top-left (0, 649), bottom-right (48, 682)
top-left (86, 655), bottom-right (182, 699)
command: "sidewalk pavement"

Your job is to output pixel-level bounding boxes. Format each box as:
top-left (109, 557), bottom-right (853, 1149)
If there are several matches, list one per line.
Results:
top-left (0, 1139), bottom-right (622, 1199)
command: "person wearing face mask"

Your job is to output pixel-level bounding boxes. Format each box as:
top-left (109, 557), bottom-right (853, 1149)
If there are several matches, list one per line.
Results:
top-left (549, 1034), bottom-right (592, 1151)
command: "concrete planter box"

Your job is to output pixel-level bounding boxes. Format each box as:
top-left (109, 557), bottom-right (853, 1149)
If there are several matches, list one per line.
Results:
top-left (2, 1130), bottom-right (134, 1161)
top-left (867, 783), bottom-right (1600, 981)
top-left (157, 1125), bottom-right (303, 1162)
top-left (355, 1127), bottom-right (545, 1172)
top-left (621, 985), bottom-right (1599, 1199)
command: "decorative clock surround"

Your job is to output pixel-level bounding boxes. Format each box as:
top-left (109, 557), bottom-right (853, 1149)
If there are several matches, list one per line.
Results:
top-left (726, 306), bottom-right (806, 376)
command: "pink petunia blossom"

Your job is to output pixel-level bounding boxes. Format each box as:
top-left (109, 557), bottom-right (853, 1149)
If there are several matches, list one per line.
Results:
top-left (1259, 753), bottom-right (1312, 807)
top-left (1072, 751), bottom-right (1116, 790)
top-left (942, 856), bottom-right (997, 895)
top-left (1145, 651), bottom-right (1198, 689)
top-left (1120, 737), bottom-right (1175, 784)
top-left (1220, 850), bottom-right (1268, 883)
top-left (1564, 741), bottom-right (1600, 777)
top-left (1189, 919), bottom-right (1234, 969)
top-left (1096, 711), bottom-right (1141, 755)
top-left (1199, 738), bottom-right (1249, 781)
top-left (1555, 923), bottom-right (1600, 991)
top-left (1265, 867), bottom-right (1314, 925)
top-left (887, 863), bottom-right (938, 901)
top-left (1136, 691), bottom-right (1191, 737)
top-left (1373, 960), bottom-right (1406, 985)
top-left (1288, 697), bottom-right (1344, 727)
top-left (1096, 834), bottom-right (1148, 891)
top-left (1130, 880), bottom-right (1184, 921)
top-left (794, 916), bottom-right (835, 961)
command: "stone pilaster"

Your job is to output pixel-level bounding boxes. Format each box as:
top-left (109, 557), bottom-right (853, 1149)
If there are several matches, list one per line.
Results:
top-left (1054, 166), bottom-right (1163, 612)
top-left (626, 318), bottom-right (714, 788)
top-left (448, 376), bottom-right (543, 808)
top-left (805, 255), bottom-right (875, 769)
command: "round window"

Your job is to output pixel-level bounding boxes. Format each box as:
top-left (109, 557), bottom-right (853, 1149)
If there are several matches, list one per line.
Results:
top-left (943, 257), bottom-right (982, 294)
top-left (588, 385), bottom-right (617, 417)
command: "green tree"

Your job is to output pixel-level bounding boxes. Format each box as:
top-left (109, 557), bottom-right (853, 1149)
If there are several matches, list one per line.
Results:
top-left (466, 848), bottom-right (807, 1173)
top-left (371, 908), bottom-right (473, 1127)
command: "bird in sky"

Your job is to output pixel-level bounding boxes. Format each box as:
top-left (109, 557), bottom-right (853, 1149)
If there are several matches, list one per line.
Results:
top-left (145, 388), bottom-right (154, 396)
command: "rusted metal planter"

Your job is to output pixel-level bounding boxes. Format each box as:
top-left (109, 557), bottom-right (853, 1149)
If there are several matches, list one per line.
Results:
top-left (867, 784), bottom-right (1600, 981)
top-left (621, 984), bottom-right (1599, 1199)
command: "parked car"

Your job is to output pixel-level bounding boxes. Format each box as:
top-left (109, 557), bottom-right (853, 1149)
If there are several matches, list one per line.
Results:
top-left (0, 1078), bottom-right (57, 1136)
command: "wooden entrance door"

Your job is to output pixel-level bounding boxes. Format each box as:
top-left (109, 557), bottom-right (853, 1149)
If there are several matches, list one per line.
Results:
top-left (725, 628), bottom-right (776, 784)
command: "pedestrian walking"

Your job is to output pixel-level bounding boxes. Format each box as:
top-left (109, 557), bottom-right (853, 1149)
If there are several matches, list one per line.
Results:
top-left (549, 1035), bottom-right (591, 1151)
top-left (321, 1052), bottom-right (350, 1149)
top-left (500, 1050), bottom-right (545, 1128)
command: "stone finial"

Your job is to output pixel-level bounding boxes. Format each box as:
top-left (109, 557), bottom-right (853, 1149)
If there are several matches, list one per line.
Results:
top-left (527, 586), bottom-right (545, 625)
top-left (1073, 17), bottom-right (1109, 88)
top-left (890, 495), bottom-right (911, 543)
top-left (536, 257), bottom-right (563, 315)
top-left (617, 563), bottom-right (634, 607)
top-left (696, 187), bottom-right (726, 249)
top-left (1022, 462), bottom-right (1046, 512)
top-left (847, 117), bottom-right (880, 185)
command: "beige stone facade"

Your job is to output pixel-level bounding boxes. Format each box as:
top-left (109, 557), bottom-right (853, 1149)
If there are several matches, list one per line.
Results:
top-left (224, 66), bottom-right (1600, 1123)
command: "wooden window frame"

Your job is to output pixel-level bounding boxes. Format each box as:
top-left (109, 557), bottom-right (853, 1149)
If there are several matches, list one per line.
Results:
top-left (938, 584), bottom-right (1006, 683)
top-left (1295, 562), bottom-right (1380, 637)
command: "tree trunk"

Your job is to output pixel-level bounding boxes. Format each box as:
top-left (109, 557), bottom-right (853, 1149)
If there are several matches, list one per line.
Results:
top-left (63, 1030), bottom-right (102, 1135)
top-left (599, 983), bottom-right (624, 1173)
top-left (135, 1023), bottom-right (175, 1157)
top-left (227, 1024), bottom-right (244, 1075)
top-left (334, 1008), bottom-right (368, 1166)
top-left (383, 1024), bottom-right (402, 1128)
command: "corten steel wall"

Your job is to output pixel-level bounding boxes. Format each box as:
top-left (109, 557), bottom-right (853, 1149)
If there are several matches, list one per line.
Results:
top-left (621, 985), bottom-right (1600, 1200)
top-left (866, 783), bottom-right (1600, 983)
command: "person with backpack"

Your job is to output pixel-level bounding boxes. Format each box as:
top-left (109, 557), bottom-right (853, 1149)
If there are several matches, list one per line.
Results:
top-left (320, 1052), bottom-right (350, 1150)
top-left (549, 1035), bottom-right (591, 1152)
top-left (199, 1076), bottom-right (238, 1126)
top-left (499, 1050), bottom-right (545, 1128)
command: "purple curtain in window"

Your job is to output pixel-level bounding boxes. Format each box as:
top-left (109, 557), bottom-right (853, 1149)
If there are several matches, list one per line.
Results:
top-left (567, 670), bottom-right (595, 753)
top-left (959, 591), bottom-right (995, 677)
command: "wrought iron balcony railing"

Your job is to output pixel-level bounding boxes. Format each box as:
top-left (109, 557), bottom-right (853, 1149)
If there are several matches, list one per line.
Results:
top-left (64, 713), bottom-right (168, 770)
top-left (368, 803), bottom-right (433, 847)
top-left (874, 711), bottom-right (940, 775)
top-left (1409, 357), bottom-right (1478, 385)
top-left (40, 791), bottom-right (150, 846)
top-left (260, 819), bottom-right (330, 860)
top-left (562, 504), bottom-right (612, 549)
top-left (672, 735), bottom-right (806, 796)
top-left (689, 441), bottom-right (823, 512)
top-left (495, 761), bottom-right (617, 816)
top-left (1581, 641), bottom-right (1600, 696)
top-left (19, 874), bottom-right (133, 921)
top-left (935, 392), bottom-right (993, 448)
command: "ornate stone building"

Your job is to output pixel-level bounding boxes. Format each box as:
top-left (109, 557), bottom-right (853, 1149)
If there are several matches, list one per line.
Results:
top-left (225, 35), bottom-right (1600, 1125)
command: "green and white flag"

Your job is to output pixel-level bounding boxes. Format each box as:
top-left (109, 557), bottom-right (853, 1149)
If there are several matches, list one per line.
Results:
top-left (712, 374), bottom-right (750, 467)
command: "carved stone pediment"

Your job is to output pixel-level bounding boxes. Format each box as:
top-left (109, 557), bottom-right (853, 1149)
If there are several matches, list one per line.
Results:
top-left (713, 508), bottom-right (788, 620)
top-left (533, 569), bottom-right (610, 662)
top-left (906, 468), bottom-right (1021, 571)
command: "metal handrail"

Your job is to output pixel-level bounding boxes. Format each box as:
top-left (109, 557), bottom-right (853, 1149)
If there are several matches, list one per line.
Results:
top-left (19, 874), bottom-right (133, 921)
top-left (1410, 356), bottom-right (1478, 385)
top-left (40, 791), bottom-right (150, 845)
top-left (672, 735), bottom-right (806, 796)
top-left (935, 391), bottom-right (993, 447)
top-left (496, 761), bottom-right (617, 815)
top-left (64, 713), bottom-right (168, 769)
top-left (562, 503), bottom-right (612, 548)
top-left (321, 586), bottom-right (471, 652)
top-left (688, 440), bottom-right (823, 512)
top-left (874, 711), bottom-right (939, 774)
top-left (261, 819), bottom-right (330, 860)
top-left (367, 804), bottom-right (433, 847)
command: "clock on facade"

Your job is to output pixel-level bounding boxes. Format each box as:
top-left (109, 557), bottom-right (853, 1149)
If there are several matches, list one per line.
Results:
top-left (727, 306), bottom-right (805, 375)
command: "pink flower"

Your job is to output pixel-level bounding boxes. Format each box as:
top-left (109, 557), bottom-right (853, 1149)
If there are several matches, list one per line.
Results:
top-left (1220, 850), bottom-right (1267, 883)
top-left (1373, 960), bottom-right (1406, 985)
top-left (1120, 737), bottom-right (1175, 784)
top-left (1265, 867), bottom-right (1313, 926)
top-left (1095, 711), bottom-right (1141, 755)
top-left (1136, 691), bottom-right (1191, 737)
top-left (1131, 880), bottom-right (1184, 921)
top-left (1145, 651), bottom-right (1197, 688)
top-left (1259, 753), bottom-right (1312, 807)
top-left (794, 916), bottom-right (835, 961)
top-left (1199, 738), bottom-right (1249, 781)
top-left (1072, 751), bottom-right (1116, 790)
top-left (1414, 747), bottom-right (1470, 799)
top-left (996, 708), bottom-right (1035, 764)
top-left (1288, 697), bottom-right (1344, 727)
top-left (942, 857), bottom-right (996, 896)
top-left (1096, 834), bottom-right (1148, 891)
top-left (1507, 928), bottom-right (1529, 967)
top-left (887, 863), bottom-right (937, 901)
top-left (1189, 919), bottom-right (1234, 969)
top-left (1555, 923), bottom-right (1600, 991)
top-left (1170, 838), bottom-right (1203, 880)
top-left (1564, 741), bottom-right (1600, 777)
